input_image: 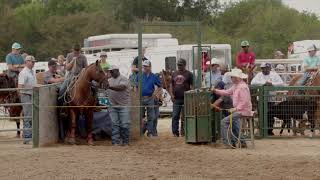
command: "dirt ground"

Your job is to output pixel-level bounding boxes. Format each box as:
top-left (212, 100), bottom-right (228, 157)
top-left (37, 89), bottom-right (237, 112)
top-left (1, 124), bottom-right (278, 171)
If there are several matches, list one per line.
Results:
top-left (0, 118), bottom-right (320, 180)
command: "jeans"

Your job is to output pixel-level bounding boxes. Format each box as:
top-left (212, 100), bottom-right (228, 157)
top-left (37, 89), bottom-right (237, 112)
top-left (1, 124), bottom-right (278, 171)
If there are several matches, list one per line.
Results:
top-left (299, 72), bottom-right (310, 86)
top-left (172, 99), bottom-right (184, 136)
top-left (221, 112), bottom-right (245, 145)
top-left (154, 99), bottom-right (160, 136)
top-left (110, 107), bottom-right (131, 144)
top-left (142, 97), bottom-right (156, 136)
top-left (20, 94), bottom-right (32, 143)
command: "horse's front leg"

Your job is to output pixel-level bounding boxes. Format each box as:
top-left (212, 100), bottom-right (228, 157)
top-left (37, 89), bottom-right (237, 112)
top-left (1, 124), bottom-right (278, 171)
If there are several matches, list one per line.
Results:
top-left (67, 109), bottom-right (77, 144)
top-left (86, 110), bottom-right (94, 145)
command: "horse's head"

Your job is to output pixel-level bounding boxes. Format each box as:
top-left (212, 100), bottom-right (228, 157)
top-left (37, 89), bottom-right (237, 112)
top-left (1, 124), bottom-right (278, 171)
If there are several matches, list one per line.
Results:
top-left (86, 60), bottom-right (106, 83)
top-left (160, 69), bottom-right (172, 89)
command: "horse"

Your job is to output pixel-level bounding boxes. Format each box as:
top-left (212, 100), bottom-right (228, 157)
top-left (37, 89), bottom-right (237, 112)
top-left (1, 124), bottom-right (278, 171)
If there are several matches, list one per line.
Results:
top-left (65, 60), bottom-right (106, 145)
top-left (285, 71), bottom-right (320, 135)
top-left (0, 73), bottom-right (23, 137)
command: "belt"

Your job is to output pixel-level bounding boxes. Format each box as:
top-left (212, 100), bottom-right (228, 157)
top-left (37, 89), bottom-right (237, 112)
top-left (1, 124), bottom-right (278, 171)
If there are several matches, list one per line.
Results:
top-left (21, 93), bottom-right (32, 96)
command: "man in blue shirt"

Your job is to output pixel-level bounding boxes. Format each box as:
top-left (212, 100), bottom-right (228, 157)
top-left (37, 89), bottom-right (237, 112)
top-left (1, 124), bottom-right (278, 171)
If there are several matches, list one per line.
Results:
top-left (5, 42), bottom-right (25, 84)
top-left (140, 60), bottom-right (162, 137)
top-left (299, 45), bottom-right (320, 85)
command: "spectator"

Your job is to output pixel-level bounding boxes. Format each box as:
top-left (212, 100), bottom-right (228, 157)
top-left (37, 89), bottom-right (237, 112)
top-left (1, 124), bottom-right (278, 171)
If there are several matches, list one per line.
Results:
top-left (236, 40), bottom-right (256, 71)
top-left (100, 51), bottom-right (111, 72)
top-left (6, 42), bottom-right (25, 84)
top-left (251, 63), bottom-right (284, 87)
top-left (18, 56), bottom-right (37, 144)
top-left (299, 45), bottom-right (320, 86)
top-left (169, 59), bottom-right (193, 137)
top-left (56, 55), bottom-right (66, 77)
top-left (107, 65), bottom-right (131, 146)
top-left (130, 48), bottom-right (148, 88)
top-left (205, 58), bottom-right (222, 88)
top-left (59, 44), bottom-right (88, 99)
top-left (274, 50), bottom-right (285, 59)
top-left (43, 60), bottom-right (65, 85)
top-left (212, 68), bottom-right (252, 149)
top-left (140, 60), bottom-right (162, 137)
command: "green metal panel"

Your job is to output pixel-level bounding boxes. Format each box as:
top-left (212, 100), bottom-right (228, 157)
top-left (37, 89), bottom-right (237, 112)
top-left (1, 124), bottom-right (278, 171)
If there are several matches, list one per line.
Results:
top-left (32, 87), bottom-right (39, 148)
top-left (184, 90), bottom-right (212, 143)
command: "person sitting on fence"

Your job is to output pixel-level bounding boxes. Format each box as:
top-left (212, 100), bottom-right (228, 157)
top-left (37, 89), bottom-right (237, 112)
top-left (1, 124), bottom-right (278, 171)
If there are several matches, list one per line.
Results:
top-left (205, 58), bottom-right (222, 88)
top-left (18, 56), bottom-right (37, 144)
top-left (251, 63), bottom-right (284, 87)
top-left (299, 45), bottom-right (320, 86)
top-left (6, 42), bottom-right (25, 85)
top-left (43, 60), bottom-right (65, 85)
top-left (107, 65), bottom-right (131, 146)
top-left (212, 68), bottom-right (252, 149)
top-left (130, 47), bottom-right (148, 88)
top-left (236, 40), bottom-right (256, 70)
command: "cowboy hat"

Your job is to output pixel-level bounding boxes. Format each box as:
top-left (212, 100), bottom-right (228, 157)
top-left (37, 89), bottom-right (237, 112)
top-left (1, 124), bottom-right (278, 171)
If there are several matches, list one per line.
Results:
top-left (228, 68), bottom-right (248, 79)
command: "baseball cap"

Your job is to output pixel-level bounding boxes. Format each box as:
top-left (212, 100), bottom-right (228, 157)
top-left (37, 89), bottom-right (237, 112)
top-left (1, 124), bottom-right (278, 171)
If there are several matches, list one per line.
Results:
top-left (100, 51), bottom-right (107, 57)
top-left (12, 42), bottom-right (22, 49)
top-left (240, 40), bottom-right (250, 47)
top-left (307, 45), bottom-right (317, 52)
top-left (142, 60), bottom-right (151, 67)
top-left (48, 60), bottom-right (57, 66)
top-left (25, 55), bottom-right (37, 62)
top-left (260, 62), bottom-right (271, 68)
top-left (109, 65), bottom-right (119, 70)
top-left (177, 58), bottom-right (186, 65)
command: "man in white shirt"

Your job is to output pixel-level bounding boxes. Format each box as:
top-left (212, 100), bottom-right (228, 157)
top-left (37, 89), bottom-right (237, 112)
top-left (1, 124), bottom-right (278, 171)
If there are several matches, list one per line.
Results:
top-left (205, 58), bottom-right (222, 88)
top-left (251, 62), bottom-right (284, 136)
top-left (251, 63), bottom-right (284, 87)
top-left (18, 55), bottom-right (38, 144)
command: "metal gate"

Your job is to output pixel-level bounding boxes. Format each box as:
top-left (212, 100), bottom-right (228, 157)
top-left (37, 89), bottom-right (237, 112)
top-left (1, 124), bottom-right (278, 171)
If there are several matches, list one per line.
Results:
top-left (0, 88), bottom-right (33, 145)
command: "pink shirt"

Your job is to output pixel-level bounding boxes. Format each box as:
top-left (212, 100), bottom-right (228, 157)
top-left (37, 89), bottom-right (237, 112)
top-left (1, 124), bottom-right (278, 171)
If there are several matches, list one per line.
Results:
top-left (236, 51), bottom-right (256, 68)
top-left (215, 81), bottom-right (253, 116)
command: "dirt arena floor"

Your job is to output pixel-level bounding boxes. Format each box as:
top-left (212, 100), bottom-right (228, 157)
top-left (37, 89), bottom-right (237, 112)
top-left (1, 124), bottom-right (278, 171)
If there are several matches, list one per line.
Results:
top-left (0, 118), bottom-right (320, 180)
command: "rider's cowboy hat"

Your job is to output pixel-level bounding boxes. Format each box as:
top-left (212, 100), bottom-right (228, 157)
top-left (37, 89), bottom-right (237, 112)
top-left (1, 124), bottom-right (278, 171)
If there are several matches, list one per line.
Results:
top-left (228, 68), bottom-right (248, 79)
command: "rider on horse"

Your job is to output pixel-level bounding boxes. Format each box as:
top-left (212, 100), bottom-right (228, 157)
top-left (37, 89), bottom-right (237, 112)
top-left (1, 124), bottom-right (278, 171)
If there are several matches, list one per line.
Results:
top-left (5, 42), bottom-right (25, 85)
top-left (299, 45), bottom-right (320, 86)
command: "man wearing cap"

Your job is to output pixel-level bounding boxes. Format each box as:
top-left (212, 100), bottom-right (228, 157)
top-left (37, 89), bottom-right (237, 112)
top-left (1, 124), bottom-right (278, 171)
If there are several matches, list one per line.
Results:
top-left (169, 58), bottom-right (193, 137)
top-left (59, 44), bottom-right (88, 99)
top-left (236, 40), bottom-right (256, 70)
top-left (6, 42), bottom-right (25, 84)
top-left (251, 63), bottom-right (284, 87)
top-left (43, 60), bottom-right (65, 85)
top-left (212, 68), bottom-right (252, 148)
top-left (107, 65), bottom-right (131, 145)
top-left (18, 55), bottom-right (37, 144)
top-left (205, 58), bottom-right (222, 88)
top-left (299, 45), bottom-right (320, 86)
top-left (139, 60), bottom-right (162, 137)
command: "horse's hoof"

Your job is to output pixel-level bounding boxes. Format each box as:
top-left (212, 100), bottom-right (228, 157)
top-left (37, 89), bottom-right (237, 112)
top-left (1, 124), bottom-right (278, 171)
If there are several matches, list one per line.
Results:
top-left (66, 137), bottom-right (76, 145)
top-left (87, 139), bottom-right (95, 146)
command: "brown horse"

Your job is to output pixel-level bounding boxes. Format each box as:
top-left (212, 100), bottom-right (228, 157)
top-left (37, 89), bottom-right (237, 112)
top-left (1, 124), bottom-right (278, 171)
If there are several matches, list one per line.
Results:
top-left (0, 73), bottom-right (23, 137)
top-left (66, 60), bottom-right (106, 145)
top-left (288, 72), bottom-right (320, 135)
